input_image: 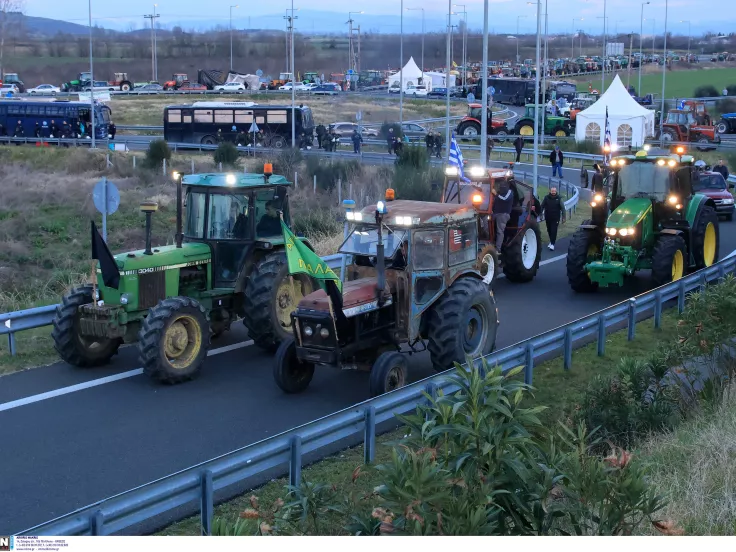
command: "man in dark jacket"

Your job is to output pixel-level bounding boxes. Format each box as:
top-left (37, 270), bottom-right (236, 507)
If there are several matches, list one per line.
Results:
top-left (316, 124), bottom-right (326, 149)
top-left (513, 136), bottom-right (524, 162)
top-left (433, 131), bottom-right (443, 158)
top-left (713, 159), bottom-right (729, 181)
top-left (425, 132), bottom-right (434, 155)
top-left (591, 164), bottom-right (604, 192)
top-left (540, 187), bottom-right (566, 251)
top-left (351, 129), bottom-right (363, 153)
top-left (50, 120), bottom-right (59, 139)
top-left (549, 141), bottom-right (564, 178)
top-left (386, 128), bottom-right (395, 154)
top-left (109, 121), bottom-right (117, 140)
top-left (491, 180), bottom-right (514, 253)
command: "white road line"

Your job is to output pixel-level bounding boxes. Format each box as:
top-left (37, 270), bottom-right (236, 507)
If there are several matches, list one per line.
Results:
top-left (0, 339), bottom-right (254, 413)
top-left (496, 252), bottom-right (567, 280)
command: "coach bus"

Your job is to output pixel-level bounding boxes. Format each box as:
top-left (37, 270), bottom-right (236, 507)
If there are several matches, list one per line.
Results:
top-left (474, 78), bottom-right (578, 106)
top-left (163, 101), bottom-right (315, 148)
top-left (0, 98), bottom-right (111, 138)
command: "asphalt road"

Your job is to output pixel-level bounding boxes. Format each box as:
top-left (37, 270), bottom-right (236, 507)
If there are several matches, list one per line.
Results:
top-left (1, 175), bottom-right (735, 534)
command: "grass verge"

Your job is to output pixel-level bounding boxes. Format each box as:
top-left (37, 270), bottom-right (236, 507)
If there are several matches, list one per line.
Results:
top-left (157, 308), bottom-right (680, 536)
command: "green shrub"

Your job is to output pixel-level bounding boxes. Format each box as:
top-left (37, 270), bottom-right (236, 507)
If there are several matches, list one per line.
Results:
top-left (694, 85), bottom-right (719, 98)
top-left (304, 158), bottom-right (362, 192)
top-left (391, 166), bottom-right (441, 201)
top-left (213, 142), bottom-right (239, 167)
top-left (379, 121), bottom-right (403, 139)
top-left (271, 148), bottom-right (303, 178)
top-left (292, 208), bottom-right (341, 238)
top-left (394, 144), bottom-right (429, 170)
top-left (144, 139), bottom-right (171, 168)
top-left (715, 98), bottom-right (736, 116)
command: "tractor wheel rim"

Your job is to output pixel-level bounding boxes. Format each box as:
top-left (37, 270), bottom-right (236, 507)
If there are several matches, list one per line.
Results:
top-left (521, 228), bottom-right (538, 270)
top-left (464, 127), bottom-right (479, 136)
top-left (520, 125), bottom-right (534, 136)
top-left (480, 253), bottom-right (495, 284)
top-left (385, 365), bottom-right (406, 392)
top-left (276, 277), bottom-right (310, 330)
top-left (555, 130), bottom-right (566, 137)
top-left (463, 305), bottom-right (488, 356)
top-left (703, 222), bottom-right (716, 266)
top-left (164, 315), bottom-right (202, 369)
top-left (672, 249), bottom-right (684, 281)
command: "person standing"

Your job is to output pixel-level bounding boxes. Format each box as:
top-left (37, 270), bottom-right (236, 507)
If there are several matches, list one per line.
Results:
top-left (386, 128), bottom-right (395, 154)
top-left (549, 142), bottom-right (564, 178)
top-left (109, 121), bottom-right (117, 140)
top-left (513, 135), bottom-right (524, 163)
top-left (425, 131), bottom-right (434, 155)
top-left (713, 158), bottom-right (730, 181)
top-left (433, 131), bottom-right (443, 158)
top-left (351, 129), bottom-right (363, 154)
top-left (540, 186), bottom-right (566, 251)
top-left (50, 120), bottom-right (59, 139)
top-left (591, 164), bottom-right (604, 192)
top-left (491, 180), bottom-right (514, 254)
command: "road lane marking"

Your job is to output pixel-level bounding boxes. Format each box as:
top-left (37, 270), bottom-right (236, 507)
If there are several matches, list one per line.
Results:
top-left (496, 252), bottom-right (567, 280)
top-left (0, 340), bottom-right (254, 413)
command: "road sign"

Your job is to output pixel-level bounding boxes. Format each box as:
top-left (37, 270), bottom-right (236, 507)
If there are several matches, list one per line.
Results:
top-left (256, 69), bottom-right (263, 77)
top-left (347, 69), bottom-right (355, 75)
top-left (356, 110), bottom-right (362, 121)
top-left (249, 121), bottom-right (259, 134)
top-left (92, 178), bottom-right (119, 242)
top-left (490, 86), bottom-right (496, 96)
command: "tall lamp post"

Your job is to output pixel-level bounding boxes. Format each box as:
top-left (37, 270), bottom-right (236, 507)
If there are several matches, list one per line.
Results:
top-left (660, 1), bottom-right (668, 138)
top-left (406, 7), bottom-right (425, 73)
top-left (88, 0), bottom-right (95, 149)
top-left (516, 15), bottom-right (528, 63)
top-left (445, 0), bottom-right (452, 162)
top-left (290, 0), bottom-right (296, 148)
top-left (399, 0), bottom-right (404, 125)
top-left (639, 2), bottom-right (649, 94)
top-left (230, 5), bottom-right (239, 72)
top-left (453, 4), bottom-right (467, 89)
top-left (480, 0), bottom-right (489, 167)
top-left (572, 18), bottom-right (584, 58)
top-left (601, 0), bottom-right (607, 93)
top-left (680, 20), bottom-right (691, 59)
top-left (347, 11), bottom-right (363, 80)
top-left (527, 0), bottom-right (541, 195)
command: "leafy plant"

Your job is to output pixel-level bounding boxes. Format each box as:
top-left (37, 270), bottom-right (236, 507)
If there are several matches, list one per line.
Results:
top-left (379, 121), bottom-right (403, 139)
top-left (213, 142), bottom-right (239, 167)
top-left (694, 85), bottom-right (719, 98)
top-left (394, 144), bottom-right (429, 170)
top-left (304, 157), bottom-right (362, 192)
top-left (144, 139), bottom-right (171, 168)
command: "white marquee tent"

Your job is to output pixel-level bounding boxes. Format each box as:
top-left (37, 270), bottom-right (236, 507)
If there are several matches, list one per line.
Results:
top-left (387, 57), bottom-right (425, 90)
top-left (574, 74), bottom-right (656, 149)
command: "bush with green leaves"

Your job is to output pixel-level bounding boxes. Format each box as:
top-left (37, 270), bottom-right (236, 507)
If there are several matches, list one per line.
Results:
top-left (391, 166), bottom-right (442, 201)
top-left (304, 157), bottom-right (363, 192)
top-left (213, 142), bottom-right (239, 167)
top-left (694, 85), bottom-right (719, 98)
top-left (379, 121), bottom-right (403, 139)
top-left (715, 98), bottom-right (736, 117)
top-left (394, 144), bottom-right (429, 170)
top-left (144, 139), bottom-right (171, 168)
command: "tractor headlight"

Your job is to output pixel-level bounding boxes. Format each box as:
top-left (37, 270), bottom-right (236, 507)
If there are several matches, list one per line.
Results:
top-left (594, 194), bottom-right (604, 203)
top-left (668, 195), bottom-right (678, 205)
top-left (394, 216), bottom-right (412, 226)
top-left (469, 165), bottom-right (485, 178)
top-left (445, 166), bottom-right (459, 176)
top-left (120, 293), bottom-right (130, 305)
top-left (618, 227), bottom-right (635, 237)
top-left (319, 328), bottom-right (330, 338)
top-left (303, 326), bottom-right (313, 337)
top-left (346, 211), bottom-right (363, 222)
top-left (606, 227), bottom-right (617, 236)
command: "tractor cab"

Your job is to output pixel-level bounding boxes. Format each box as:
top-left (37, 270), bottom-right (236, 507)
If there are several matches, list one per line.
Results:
top-left (456, 103), bottom-right (509, 138)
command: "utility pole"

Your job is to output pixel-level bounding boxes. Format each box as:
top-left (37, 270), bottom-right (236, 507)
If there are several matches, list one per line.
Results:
top-left (290, 0), bottom-right (296, 148)
top-left (480, 0), bottom-right (489, 168)
top-left (639, 2), bottom-right (649, 95)
top-left (143, 8), bottom-right (160, 83)
top-left (357, 26), bottom-right (361, 73)
top-left (88, 0), bottom-right (95, 149)
top-left (660, 1), bottom-right (668, 139)
top-left (445, 0), bottom-right (451, 162)
top-left (347, 11), bottom-right (363, 86)
top-left (284, 9), bottom-right (298, 76)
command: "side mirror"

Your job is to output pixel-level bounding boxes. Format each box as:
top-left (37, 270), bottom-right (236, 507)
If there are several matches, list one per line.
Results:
top-left (273, 185), bottom-right (288, 204)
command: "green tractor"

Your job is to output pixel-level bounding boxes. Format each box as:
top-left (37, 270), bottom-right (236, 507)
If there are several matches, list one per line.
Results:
top-left (513, 104), bottom-right (573, 138)
top-left (51, 167), bottom-right (315, 383)
top-left (566, 149), bottom-right (720, 292)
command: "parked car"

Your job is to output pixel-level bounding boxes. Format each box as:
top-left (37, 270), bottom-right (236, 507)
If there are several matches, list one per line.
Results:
top-left (215, 82), bottom-right (246, 93)
top-left (279, 82), bottom-right (308, 91)
top-left (328, 122), bottom-right (378, 137)
top-left (693, 170), bottom-right (735, 221)
top-left (83, 81), bottom-right (115, 92)
top-left (134, 83), bottom-right (163, 94)
top-left (400, 122), bottom-right (429, 139)
top-left (178, 82), bottom-right (207, 92)
top-left (28, 84), bottom-right (60, 95)
top-left (406, 85), bottom-right (429, 97)
top-left (311, 83), bottom-right (341, 96)
top-left (427, 87), bottom-right (461, 99)
top-left (1, 83), bottom-right (20, 95)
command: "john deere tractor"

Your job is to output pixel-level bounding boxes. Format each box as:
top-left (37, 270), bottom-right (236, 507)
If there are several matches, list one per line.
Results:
top-left (566, 148), bottom-right (719, 292)
top-left (514, 104), bottom-right (572, 138)
top-left (52, 166), bottom-right (315, 383)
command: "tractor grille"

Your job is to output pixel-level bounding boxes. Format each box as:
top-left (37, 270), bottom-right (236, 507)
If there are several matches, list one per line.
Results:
top-left (138, 271), bottom-right (166, 310)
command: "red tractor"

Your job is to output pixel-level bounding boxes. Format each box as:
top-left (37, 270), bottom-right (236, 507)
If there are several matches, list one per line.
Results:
top-left (108, 72), bottom-right (133, 92)
top-left (163, 73), bottom-right (189, 90)
top-left (456, 103), bottom-right (509, 141)
top-left (657, 109), bottom-right (720, 151)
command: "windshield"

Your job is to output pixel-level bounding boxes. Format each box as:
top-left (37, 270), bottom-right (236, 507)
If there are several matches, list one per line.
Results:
top-left (185, 191), bottom-right (207, 238)
top-left (618, 163), bottom-right (671, 202)
top-left (693, 174), bottom-right (727, 191)
top-left (301, 107), bottom-right (314, 129)
top-left (469, 107), bottom-right (482, 119)
top-left (339, 226), bottom-right (408, 258)
top-left (444, 180), bottom-right (491, 210)
top-left (96, 106), bottom-right (111, 124)
top-left (208, 193), bottom-right (251, 240)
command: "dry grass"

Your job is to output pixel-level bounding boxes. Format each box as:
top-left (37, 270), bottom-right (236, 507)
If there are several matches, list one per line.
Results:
top-left (636, 387), bottom-right (736, 535)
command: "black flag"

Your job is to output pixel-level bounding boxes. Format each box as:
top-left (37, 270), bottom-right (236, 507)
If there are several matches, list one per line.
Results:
top-left (91, 220), bottom-right (120, 289)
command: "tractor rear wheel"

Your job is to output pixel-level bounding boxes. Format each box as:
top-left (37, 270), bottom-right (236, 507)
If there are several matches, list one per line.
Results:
top-left (651, 235), bottom-right (687, 287)
top-left (369, 352), bottom-right (408, 397)
top-left (566, 222), bottom-right (602, 292)
top-left (138, 297), bottom-right (210, 384)
top-left (475, 244), bottom-right (499, 288)
top-left (120, 81), bottom-right (131, 92)
top-left (515, 121), bottom-right (535, 137)
top-left (691, 205), bottom-right (719, 270)
top-left (426, 277), bottom-right (498, 372)
top-left (273, 337), bottom-right (314, 393)
top-left (716, 120), bottom-right (730, 134)
top-left (244, 251), bottom-right (314, 351)
top-left (502, 222), bottom-right (542, 283)
top-left (52, 285), bottom-right (121, 367)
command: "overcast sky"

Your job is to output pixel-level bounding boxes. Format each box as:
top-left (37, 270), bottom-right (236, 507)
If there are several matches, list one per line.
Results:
top-left (27, 0), bottom-right (723, 35)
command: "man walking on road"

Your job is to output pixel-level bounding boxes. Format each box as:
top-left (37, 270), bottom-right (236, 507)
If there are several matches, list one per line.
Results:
top-left (351, 130), bottom-right (363, 154)
top-left (491, 179), bottom-right (514, 255)
top-left (540, 187), bottom-right (566, 251)
top-left (713, 159), bottom-right (729, 181)
top-left (513, 136), bottom-right (524, 163)
top-left (549, 142), bottom-right (564, 178)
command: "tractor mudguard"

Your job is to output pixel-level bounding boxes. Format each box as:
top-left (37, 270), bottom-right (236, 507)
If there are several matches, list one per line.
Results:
top-left (684, 194), bottom-right (715, 227)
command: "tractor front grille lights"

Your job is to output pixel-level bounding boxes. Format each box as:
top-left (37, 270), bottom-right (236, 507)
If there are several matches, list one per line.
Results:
top-left (302, 324), bottom-right (331, 342)
top-left (606, 227), bottom-right (636, 237)
top-left (395, 216), bottom-right (418, 226)
top-left (591, 193), bottom-right (604, 208)
top-left (346, 211), bottom-right (363, 222)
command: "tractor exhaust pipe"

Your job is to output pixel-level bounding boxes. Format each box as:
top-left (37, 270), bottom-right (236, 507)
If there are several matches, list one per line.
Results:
top-left (173, 172), bottom-right (183, 248)
top-left (140, 202), bottom-right (158, 255)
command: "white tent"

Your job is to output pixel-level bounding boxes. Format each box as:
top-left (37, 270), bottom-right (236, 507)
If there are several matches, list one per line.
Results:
top-left (387, 57), bottom-right (425, 90)
top-left (574, 74), bottom-right (656, 148)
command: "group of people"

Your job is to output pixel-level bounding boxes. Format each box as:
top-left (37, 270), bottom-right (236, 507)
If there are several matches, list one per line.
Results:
top-left (0, 119), bottom-right (117, 143)
top-left (386, 128), bottom-right (408, 155)
top-left (424, 131), bottom-right (443, 158)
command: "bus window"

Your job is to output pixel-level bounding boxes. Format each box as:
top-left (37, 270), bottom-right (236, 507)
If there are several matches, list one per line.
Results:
top-left (182, 110), bottom-right (192, 123)
top-left (214, 110), bottom-right (233, 124)
top-left (168, 109), bottom-right (182, 123)
top-left (194, 109), bottom-right (213, 123)
top-left (267, 110), bottom-right (287, 123)
top-left (234, 110), bottom-right (253, 123)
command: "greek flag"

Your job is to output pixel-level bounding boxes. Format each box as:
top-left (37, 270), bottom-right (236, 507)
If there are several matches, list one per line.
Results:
top-left (449, 132), bottom-right (470, 182)
top-left (604, 106), bottom-right (612, 163)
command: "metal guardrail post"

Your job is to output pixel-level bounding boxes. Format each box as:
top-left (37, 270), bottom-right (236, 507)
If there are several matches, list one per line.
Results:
top-left (597, 314), bottom-right (606, 356)
top-left (699, 272), bottom-right (707, 294)
top-left (524, 342), bottom-right (534, 385)
top-left (8, 332), bottom-right (17, 356)
top-left (289, 436), bottom-right (302, 488)
top-left (200, 470), bottom-right (214, 536)
top-left (90, 510), bottom-right (104, 536)
top-left (677, 280), bottom-right (686, 313)
top-left (363, 406), bottom-right (376, 465)
top-left (563, 327), bottom-right (573, 370)
top-left (627, 299), bottom-right (637, 341)
top-left (654, 292), bottom-right (663, 329)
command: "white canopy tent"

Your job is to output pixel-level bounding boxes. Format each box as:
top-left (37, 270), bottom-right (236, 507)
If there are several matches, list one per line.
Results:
top-left (574, 75), bottom-right (656, 149)
top-left (387, 57), bottom-right (426, 90)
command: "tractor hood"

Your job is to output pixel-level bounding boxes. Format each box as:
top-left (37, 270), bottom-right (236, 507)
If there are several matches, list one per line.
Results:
top-left (606, 197), bottom-right (652, 229)
top-left (298, 277), bottom-right (392, 317)
top-left (113, 242), bottom-right (211, 275)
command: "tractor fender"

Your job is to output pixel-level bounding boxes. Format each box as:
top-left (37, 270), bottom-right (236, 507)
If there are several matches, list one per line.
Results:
top-left (684, 194), bottom-right (716, 228)
top-left (659, 228), bottom-right (684, 236)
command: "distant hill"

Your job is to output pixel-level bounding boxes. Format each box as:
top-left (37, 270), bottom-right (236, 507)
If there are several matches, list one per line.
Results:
top-left (7, 13), bottom-right (94, 36)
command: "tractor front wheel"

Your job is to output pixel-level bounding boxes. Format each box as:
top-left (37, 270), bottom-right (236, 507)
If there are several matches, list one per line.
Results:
top-left (426, 277), bottom-right (498, 372)
top-left (244, 251), bottom-right (314, 351)
top-left (566, 223), bottom-right (602, 292)
top-left (691, 205), bottom-right (719, 270)
top-left (52, 285), bottom-right (121, 367)
top-left (138, 297), bottom-right (210, 384)
top-left (273, 337), bottom-right (314, 393)
top-left (369, 352), bottom-right (408, 397)
top-left (502, 223), bottom-right (542, 282)
top-left (475, 244), bottom-right (499, 288)
top-left (651, 235), bottom-right (687, 287)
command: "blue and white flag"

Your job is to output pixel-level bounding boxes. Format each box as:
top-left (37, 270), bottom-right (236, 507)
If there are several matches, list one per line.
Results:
top-left (448, 132), bottom-right (470, 182)
top-left (604, 106), bottom-right (612, 164)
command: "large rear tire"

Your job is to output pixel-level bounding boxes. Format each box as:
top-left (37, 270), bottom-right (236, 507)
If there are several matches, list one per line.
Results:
top-left (566, 223), bottom-right (602, 292)
top-left (691, 205), bottom-right (719, 270)
top-left (502, 222), bottom-right (542, 283)
top-left (457, 121), bottom-right (481, 137)
top-left (273, 337), bottom-right (314, 393)
top-left (426, 277), bottom-right (498, 372)
top-left (138, 297), bottom-right (210, 384)
top-left (243, 251), bottom-right (314, 351)
top-left (651, 235), bottom-right (687, 287)
top-left (369, 352), bottom-right (408, 397)
top-left (52, 285), bottom-right (121, 367)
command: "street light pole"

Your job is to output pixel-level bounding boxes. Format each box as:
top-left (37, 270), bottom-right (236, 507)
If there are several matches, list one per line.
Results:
top-left (680, 20), bottom-right (691, 59)
top-left (290, 0), bottom-right (296, 148)
top-left (230, 5), bottom-right (238, 72)
top-left (406, 8), bottom-right (425, 74)
top-left (453, 5), bottom-right (466, 89)
top-left (532, 0), bottom-right (541, 195)
top-left (572, 18), bottom-right (583, 59)
top-left (480, 0), bottom-right (489, 168)
top-left (602, 0), bottom-right (607, 93)
top-left (660, 1), bottom-right (668, 138)
top-left (88, 0), bottom-right (95, 149)
top-left (516, 15), bottom-right (527, 64)
top-left (399, 0), bottom-right (404, 125)
top-left (445, 0), bottom-right (451, 162)
top-left (639, 2), bottom-right (649, 94)
top-left (541, 0), bottom-right (548, 146)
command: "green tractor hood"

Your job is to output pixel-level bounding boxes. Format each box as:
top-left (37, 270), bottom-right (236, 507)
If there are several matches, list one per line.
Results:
top-left (606, 197), bottom-right (652, 229)
top-left (113, 242), bottom-right (211, 274)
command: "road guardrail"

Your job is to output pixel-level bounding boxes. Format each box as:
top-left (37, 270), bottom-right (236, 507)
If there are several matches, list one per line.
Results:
top-left (17, 250), bottom-right (736, 537)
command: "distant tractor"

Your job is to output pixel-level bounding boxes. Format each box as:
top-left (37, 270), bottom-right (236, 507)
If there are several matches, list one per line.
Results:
top-left (656, 109), bottom-right (720, 150)
top-left (269, 72), bottom-right (293, 90)
top-left (274, 193), bottom-right (499, 397)
top-left (514, 104), bottom-right (573, 138)
top-left (302, 72), bottom-right (319, 84)
top-left (52, 166), bottom-right (315, 384)
top-left (1, 72), bottom-right (25, 92)
top-left (108, 72), bottom-right (133, 92)
top-left (716, 113), bottom-right (736, 135)
top-left (163, 73), bottom-right (190, 91)
top-left (455, 103), bottom-right (510, 141)
top-left (442, 164), bottom-right (542, 286)
top-left (566, 148), bottom-right (719, 292)
top-left (61, 72), bottom-right (92, 92)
